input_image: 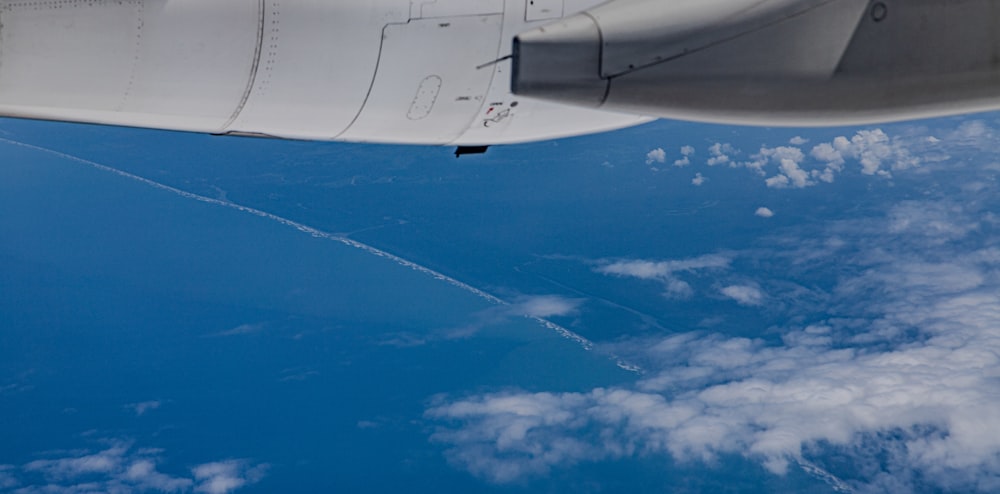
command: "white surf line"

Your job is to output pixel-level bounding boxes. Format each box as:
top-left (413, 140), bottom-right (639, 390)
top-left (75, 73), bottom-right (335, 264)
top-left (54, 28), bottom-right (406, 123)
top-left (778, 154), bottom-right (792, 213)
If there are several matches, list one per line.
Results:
top-left (0, 138), bottom-right (505, 302)
top-left (1, 137), bottom-right (626, 364)
top-left (796, 459), bottom-right (854, 493)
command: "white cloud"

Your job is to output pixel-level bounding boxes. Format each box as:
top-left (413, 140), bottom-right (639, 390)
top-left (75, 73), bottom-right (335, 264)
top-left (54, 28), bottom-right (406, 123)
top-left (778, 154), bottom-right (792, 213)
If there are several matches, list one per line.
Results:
top-left (645, 148), bottom-right (666, 165)
top-left (193, 461), bottom-right (267, 494)
top-left (596, 255), bottom-right (730, 300)
top-left (691, 173), bottom-right (706, 186)
top-left (509, 295), bottom-right (581, 318)
top-left (707, 143), bottom-right (736, 166)
top-left (0, 465), bottom-right (18, 489)
top-left (211, 323), bottom-right (266, 337)
top-left (278, 369), bottom-right (321, 382)
top-left (686, 128), bottom-right (929, 188)
top-left (11, 440), bottom-right (265, 494)
top-left (696, 126), bottom-right (920, 189)
top-left (769, 158), bottom-right (813, 189)
top-left (126, 400), bottom-right (162, 416)
top-left (598, 261), bottom-right (665, 280)
top-left (810, 141), bottom-right (842, 165)
top-left (428, 191), bottom-right (1000, 492)
top-left (0, 371), bottom-right (34, 396)
top-left (699, 126), bottom-right (956, 189)
top-left (740, 145), bottom-right (802, 176)
top-left (720, 285), bottom-right (765, 306)
top-left (946, 120), bottom-right (998, 149)
top-left (674, 146), bottom-right (696, 167)
top-left (741, 146), bottom-right (823, 189)
top-left (810, 129), bottom-right (919, 177)
top-left (24, 443), bottom-right (128, 481)
top-left (755, 207), bottom-right (774, 218)
top-left (125, 459), bottom-right (194, 492)
top-left (663, 279), bottom-right (694, 298)
top-left (377, 333), bottom-right (428, 348)
top-left (764, 175), bottom-right (789, 188)
top-left (445, 295), bottom-right (584, 339)
top-left (887, 201), bottom-right (979, 243)
top-left (597, 255), bottom-right (730, 281)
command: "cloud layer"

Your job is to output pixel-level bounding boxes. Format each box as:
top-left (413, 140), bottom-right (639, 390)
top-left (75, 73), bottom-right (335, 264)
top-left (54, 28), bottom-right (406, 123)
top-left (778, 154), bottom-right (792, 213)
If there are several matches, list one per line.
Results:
top-left (643, 120), bottom-right (1000, 189)
top-left (596, 254), bottom-right (731, 299)
top-left (428, 139), bottom-right (1000, 493)
top-left (7, 440), bottom-right (266, 494)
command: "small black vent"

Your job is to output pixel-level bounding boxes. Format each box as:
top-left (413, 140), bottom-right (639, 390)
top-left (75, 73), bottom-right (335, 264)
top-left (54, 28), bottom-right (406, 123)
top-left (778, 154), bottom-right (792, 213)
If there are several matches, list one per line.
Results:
top-left (454, 146), bottom-right (489, 158)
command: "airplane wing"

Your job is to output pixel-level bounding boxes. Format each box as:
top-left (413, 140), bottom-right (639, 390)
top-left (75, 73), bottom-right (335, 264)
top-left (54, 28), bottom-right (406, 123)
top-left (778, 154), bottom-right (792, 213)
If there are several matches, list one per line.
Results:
top-left (513, 0), bottom-right (1000, 126)
top-left (0, 0), bottom-right (998, 145)
top-left (0, 0), bottom-right (648, 145)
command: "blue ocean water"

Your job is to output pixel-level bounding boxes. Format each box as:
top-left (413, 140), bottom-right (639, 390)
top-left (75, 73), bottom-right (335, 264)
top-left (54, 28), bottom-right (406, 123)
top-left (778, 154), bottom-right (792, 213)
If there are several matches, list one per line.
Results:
top-left (5, 113), bottom-right (994, 493)
top-left (1, 120), bottom-right (885, 347)
top-left (0, 136), bottom-right (634, 493)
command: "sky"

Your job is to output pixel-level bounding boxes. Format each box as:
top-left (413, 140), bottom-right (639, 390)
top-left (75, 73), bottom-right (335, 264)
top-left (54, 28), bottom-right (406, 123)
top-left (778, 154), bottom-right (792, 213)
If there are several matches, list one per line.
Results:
top-left (2, 111), bottom-right (1000, 493)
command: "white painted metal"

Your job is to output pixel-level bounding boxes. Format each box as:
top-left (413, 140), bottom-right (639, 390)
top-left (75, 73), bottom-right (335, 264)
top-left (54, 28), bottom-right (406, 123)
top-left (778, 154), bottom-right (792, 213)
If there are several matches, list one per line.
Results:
top-left (0, 0), bottom-right (262, 132)
top-left (411, 0), bottom-right (503, 18)
top-left (124, 1), bottom-right (262, 128)
top-left (526, 0), bottom-right (564, 21)
top-left (13, 0), bottom-right (1000, 144)
top-left (0, 0), bottom-right (646, 145)
top-left (0, 1), bottom-right (140, 111)
top-left (337, 15), bottom-right (504, 144)
top-left (224, 1), bottom-right (411, 140)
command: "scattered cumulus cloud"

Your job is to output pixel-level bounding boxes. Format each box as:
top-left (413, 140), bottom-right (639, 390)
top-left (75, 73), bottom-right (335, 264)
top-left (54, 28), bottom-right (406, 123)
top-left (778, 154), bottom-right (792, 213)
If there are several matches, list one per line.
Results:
top-left (945, 119), bottom-right (998, 149)
top-left (123, 459), bottom-right (195, 492)
top-left (446, 295), bottom-right (583, 339)
top-left (1, 370), bottom-right (36, 396)
top-left (428, 187), bottom-right (1000, 493)
top-left (645, 148), bottom-right (666, 165)
top-left (674, 145), bottom-right (696, 167)
top-left (720, 284), bottom-right (765, 306)
top-left (662, 123), bottom-right (1000, 189)
top-left (0, 466), bottom-right (18, 490)
top-left (508, 295), bottom-right (581, 318)
top-left (278, 368), bottom-right (321, 382)
top-left (691, 173), bottom-right (706, 186)
top-left (706, 143), bottom-right (736, 166)
top-left (24, 444), bottom-right (130, 482)
top-left (810, 129), bottom-right (919, 177)
top-left (193, 461), bottom-right (268, 494)
top-left (597, 255), bottom-right (730, 281)
top-left (888, 201), bottom-right (980, 243)
top-left (377, 333), bottom-right (428, 348)
top-left (126, 400), bottom-right (162, 417)
top-left (735, 145), bottom-right (827, 188)
top-left (9, 440), bottom-right (265, 494)
top-left (210, 323), bottom-right (267, 338)
top-left (755, 207), bottom-right (774, 218)
top-left (596, 254), bottom-right (730, 299)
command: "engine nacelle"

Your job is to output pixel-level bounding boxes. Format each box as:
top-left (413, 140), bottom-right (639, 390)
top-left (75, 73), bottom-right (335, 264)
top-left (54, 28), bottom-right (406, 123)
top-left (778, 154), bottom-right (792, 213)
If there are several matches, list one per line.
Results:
top-left (513, 0), bottom-right (1000, 126)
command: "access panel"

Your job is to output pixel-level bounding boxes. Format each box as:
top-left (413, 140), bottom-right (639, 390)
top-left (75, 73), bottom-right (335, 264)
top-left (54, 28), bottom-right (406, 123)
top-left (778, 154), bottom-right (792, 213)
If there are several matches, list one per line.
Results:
top-left (337, 15), bottom-right (503, 144)
top-left (526, 0), bottom-right (564, 21)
